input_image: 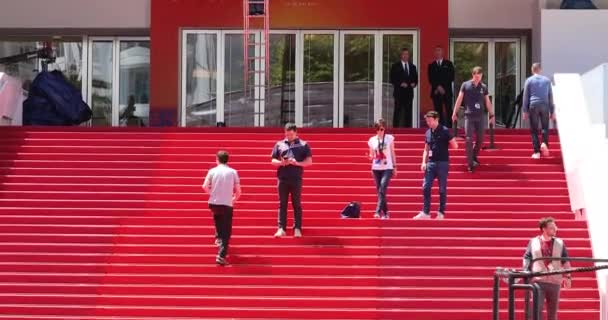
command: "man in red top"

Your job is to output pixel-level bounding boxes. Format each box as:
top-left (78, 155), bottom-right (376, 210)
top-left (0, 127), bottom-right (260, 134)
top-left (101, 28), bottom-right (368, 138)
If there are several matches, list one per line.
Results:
top-left (523, 217), bottom-right (572, 320)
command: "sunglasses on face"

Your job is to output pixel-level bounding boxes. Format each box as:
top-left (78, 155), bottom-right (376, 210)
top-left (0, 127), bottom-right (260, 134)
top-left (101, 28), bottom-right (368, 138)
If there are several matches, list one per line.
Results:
top-left (377, 128), bottom-right (385, 132)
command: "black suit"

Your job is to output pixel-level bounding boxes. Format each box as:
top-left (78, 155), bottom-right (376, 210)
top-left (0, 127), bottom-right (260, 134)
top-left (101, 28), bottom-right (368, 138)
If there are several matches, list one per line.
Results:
top-left (390, 61), bottom-right (418, 128)
top-left (428, 59), bottom-right (455, 127)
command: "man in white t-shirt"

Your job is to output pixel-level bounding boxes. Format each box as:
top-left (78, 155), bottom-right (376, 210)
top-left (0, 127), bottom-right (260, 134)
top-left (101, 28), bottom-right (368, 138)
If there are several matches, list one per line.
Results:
top-left (203, 150), bottom-right (242, 266)
top-left (368, 119), bottom-right (397, 219)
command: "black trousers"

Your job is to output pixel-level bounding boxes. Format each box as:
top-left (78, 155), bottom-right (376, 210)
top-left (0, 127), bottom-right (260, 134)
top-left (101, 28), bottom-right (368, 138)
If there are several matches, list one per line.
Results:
top-left (432, 93), bottom-right (453, 128)
top-left (209, 204), bottom-right (233, 259)
top-left (277, 178), bottom-right (303, 230)
top-left (393, 94), bottom-right (413, 128)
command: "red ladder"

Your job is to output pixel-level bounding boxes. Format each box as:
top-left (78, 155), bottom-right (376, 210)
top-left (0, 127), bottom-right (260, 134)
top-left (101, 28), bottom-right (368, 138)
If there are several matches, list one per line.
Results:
top-left (243, 0), bottom-right (270, 126)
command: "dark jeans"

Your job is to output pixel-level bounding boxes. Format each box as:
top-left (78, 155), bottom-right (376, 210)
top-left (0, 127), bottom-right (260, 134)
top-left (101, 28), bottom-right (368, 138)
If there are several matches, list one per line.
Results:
top-left (528, 104), bottom-right (550, 153)
top-left (422, 161), bottom-right (449, 214)
top-left (537, 282), bottom-right (561, 320)
top-left (278, 178), bottom-right (303, 230)
top-left (465, 116), bottom-right (485, 168)
top-left (393, 94), bottom-right (413, 128)
top-left (209, 204), bottom-right (233, 259)
top-left (372, 169), bottom-right (393, 216)
top-left (432, 93), bottom-right (453, 128)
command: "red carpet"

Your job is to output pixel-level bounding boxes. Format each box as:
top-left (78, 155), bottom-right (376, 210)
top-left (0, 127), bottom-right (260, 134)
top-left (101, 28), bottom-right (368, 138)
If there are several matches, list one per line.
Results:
top-left (0, 127), bottom-right (598, 319)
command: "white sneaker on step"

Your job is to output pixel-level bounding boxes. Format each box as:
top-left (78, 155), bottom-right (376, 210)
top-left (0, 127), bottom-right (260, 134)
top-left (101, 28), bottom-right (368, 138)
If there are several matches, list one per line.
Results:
top-left (294, 229), bottom-right (302, 238)
top-left (531, 153), bottom-right (541, 159)
top-left (436, 212), bottom-right (445, 220)
top-left (274, 228), bottom-right (286, 238)
top-left (541, 143), bottom-right (550, 157)
top-left (413, 212), bottom-right (431, 220)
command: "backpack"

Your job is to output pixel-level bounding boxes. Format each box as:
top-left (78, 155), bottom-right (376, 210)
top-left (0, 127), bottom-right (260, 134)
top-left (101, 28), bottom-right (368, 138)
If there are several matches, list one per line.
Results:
top-left (340, 202), bottom-right (361, 218)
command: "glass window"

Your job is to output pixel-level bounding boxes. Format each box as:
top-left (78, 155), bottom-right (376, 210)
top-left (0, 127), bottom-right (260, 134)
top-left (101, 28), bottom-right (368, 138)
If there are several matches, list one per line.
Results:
top-left (224, 33), bottom-right (254, 127)
top-left (453, 42), bottom-right (489, 97)
top-left (119, 41), bottom-right (150, 127)
top-left (382, 34), bottom-right (414, 127)
top-left (0, 41), bottom-right (41, 89)
top-left (303, 34), bottom-right (335, 127)
top-left (343, 34), bottom-right (374, 128)
top-left (266, 33), bottom-right (296, 127)
top-left (91, 41), bottom-right (113, 126)
top-left (494, 42), bottom-right (518, 127)
top-left (0, 40), bottom-right (84, 92)
top-left (184, 33), bottom-right (218, 127)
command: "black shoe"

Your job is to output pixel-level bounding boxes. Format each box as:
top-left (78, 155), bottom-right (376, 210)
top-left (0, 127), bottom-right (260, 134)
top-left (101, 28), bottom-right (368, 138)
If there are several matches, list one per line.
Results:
top-left (216, 256), bottom-right (227, 266)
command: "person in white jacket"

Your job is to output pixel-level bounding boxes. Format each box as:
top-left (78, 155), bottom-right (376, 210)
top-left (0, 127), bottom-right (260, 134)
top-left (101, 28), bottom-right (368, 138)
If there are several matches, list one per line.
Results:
top-left (0, 72), bottom-right (24, 126)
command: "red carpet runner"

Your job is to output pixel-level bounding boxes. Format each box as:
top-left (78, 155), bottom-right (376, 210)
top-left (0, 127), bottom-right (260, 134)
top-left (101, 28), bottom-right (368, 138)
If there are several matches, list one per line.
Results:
top-left (0, 127), bottom-right (599, 319)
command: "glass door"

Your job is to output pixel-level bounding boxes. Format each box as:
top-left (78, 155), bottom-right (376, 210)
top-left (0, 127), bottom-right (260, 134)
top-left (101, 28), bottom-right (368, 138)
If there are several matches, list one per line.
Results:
top-left (181, 31), bottom-right (219, 127)
top-left (300, 31), bottom-right (339, 127)
top-left (494, 41), bottom-right (520, 127)
top-left (339, 32), bottom-right (375, 128)
top-left (381, 32), bottom-right (416, 128)
top-left (450, 38), bottom-right (522, 128)
top-left (89, 40), bottom-right (113, 126)
top-left (223, 31), bottom-right (253, 127)
top-left (88, 37), bottom-right (150, 127)
top-left (266, 32), bottom-right (297, 127)
top-left (181, 29), bottom-right (418, 128)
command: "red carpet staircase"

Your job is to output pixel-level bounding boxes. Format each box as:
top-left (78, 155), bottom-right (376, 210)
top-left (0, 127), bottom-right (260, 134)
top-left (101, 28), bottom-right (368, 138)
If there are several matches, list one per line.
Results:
top-left (0, 127), bottom-right (599, 319)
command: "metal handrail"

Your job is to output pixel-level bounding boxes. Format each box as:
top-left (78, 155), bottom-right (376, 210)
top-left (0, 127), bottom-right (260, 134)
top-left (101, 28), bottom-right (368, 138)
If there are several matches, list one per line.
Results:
top-left (493, 257), bottom-right (608, 320)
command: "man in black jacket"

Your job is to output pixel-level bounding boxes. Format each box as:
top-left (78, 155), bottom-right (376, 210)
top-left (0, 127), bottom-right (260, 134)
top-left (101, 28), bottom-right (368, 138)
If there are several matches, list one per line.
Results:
top-left (428, 46), bottom-right (455, 128)
top-left (390, 48), bottom-right (418, 128)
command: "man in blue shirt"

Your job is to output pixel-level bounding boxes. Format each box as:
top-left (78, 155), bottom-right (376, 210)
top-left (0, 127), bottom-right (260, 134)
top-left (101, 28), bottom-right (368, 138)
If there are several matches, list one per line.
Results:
top-left (451, 66), bottom-right (495, 173)
top-left (271, 123), bottom-right (313, 238)
top-left (523, 63), bottom-right (555, 159)
top-left (414, 111), bottom-right (458, 220)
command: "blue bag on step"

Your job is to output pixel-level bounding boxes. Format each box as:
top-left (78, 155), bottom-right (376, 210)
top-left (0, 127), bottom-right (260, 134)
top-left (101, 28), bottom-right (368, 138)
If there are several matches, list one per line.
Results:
top-left (340, 202), bottom-right (361, 218)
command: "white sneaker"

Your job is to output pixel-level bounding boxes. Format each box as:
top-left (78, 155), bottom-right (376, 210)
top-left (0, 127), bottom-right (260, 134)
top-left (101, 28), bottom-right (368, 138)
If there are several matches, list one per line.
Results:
top-left (373, 213), bottom-right (381, 219)
top-left (541, 143), bottom-right (550, 157)
top-left (274, 228), bottom-right (286, 238)
top-left (294, 229), bottom-right (302, 238)
top-left (413, 212), bottom-right (431, 220)
top-left (531, 153), bottom-right (541, 159)
top-left (381, 214), bottom-right (390, 220)
top-left (436, 212), bottom-right (445, 220)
